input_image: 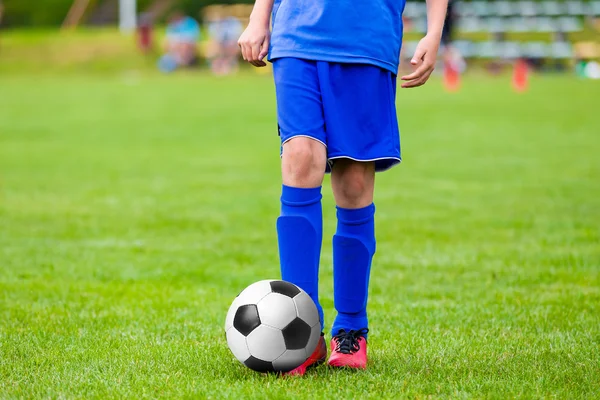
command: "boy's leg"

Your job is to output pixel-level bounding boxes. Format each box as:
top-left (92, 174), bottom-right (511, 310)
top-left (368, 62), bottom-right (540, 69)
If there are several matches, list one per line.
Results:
top-left (274, 58), bottom-right (328, 329)
top-left (277, 137), bottom-right (328, 376)
top-left (331, 159), bottom-right (376, 331)
top-left (328, 159), bottom-right (376, 369)
top-left (273, 58), bottom-right (329, 375)
top-left (316, 63), bottom-right (398, 367)
top-left (278, 137), bottom-right (327, 327)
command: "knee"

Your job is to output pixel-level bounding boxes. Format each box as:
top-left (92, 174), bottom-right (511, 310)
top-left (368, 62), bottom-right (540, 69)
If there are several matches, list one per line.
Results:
top-left (332, 161), bottom-right (375, 208)
top-left (282, 138), bottom-right (326, 187)
top-left (338, 172), bottom-right (369, 202)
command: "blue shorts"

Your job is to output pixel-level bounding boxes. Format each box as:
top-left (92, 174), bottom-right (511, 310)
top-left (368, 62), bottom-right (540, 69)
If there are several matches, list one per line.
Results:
top-left (273, 57), bottom-right (401, 172)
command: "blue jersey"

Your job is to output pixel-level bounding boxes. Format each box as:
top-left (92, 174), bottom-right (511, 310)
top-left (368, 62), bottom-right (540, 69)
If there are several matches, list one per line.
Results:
top-left (268, 0), bottom-right (406, 74)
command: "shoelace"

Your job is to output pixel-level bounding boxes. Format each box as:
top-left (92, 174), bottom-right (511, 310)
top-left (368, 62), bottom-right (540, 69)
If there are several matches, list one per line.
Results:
top-left (333, 328), bottom-right (369, 354)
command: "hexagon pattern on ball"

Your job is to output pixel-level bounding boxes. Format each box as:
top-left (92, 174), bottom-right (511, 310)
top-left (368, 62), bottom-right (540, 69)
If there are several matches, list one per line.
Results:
top-left (256, 293), bottom-right (297, 329)
top-left (272, 349), bottom-right (308, 372)
top-left (226, 327), bottom-right (251, 363)
top-left (281, 318), bottom-right (312, 350)
top-left (233, 304), bottom-right (261, 336)
top-left (227, 279), bottom-right (273, 333)
top-left (292, 290), bottom-right (320, 328)
top-left (269, 280), bottom-right (300, 298)
top-left (235, 280), bottom-right (273, 308)
top-left (246, 324), bottom-right (287, 362)
top-left (244, 356), bottom-right (274, 373)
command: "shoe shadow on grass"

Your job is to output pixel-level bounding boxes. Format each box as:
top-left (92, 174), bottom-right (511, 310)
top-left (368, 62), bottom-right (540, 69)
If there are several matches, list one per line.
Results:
top-left (218, 350), bottom-right (367, 380)
top-left (281, 364), bottom-right (367, 379)
top-left (222, 362), bottom-right (365, 380)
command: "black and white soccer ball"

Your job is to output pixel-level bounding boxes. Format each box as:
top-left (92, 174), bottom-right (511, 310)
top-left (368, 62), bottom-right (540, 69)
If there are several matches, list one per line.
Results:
top-left (224, 280), bottom-right (320, 373)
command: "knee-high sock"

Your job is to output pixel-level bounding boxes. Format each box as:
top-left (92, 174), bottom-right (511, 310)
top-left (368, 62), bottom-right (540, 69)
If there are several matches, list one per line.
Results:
top-left (276, 185), bottom-right (324, 330)
top-left (332, 204), bottom-right (376, 338)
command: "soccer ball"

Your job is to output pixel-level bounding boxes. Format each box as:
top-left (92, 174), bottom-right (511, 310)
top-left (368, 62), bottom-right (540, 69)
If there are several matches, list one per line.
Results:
top-left (224, 280), bottom-right (320, 373)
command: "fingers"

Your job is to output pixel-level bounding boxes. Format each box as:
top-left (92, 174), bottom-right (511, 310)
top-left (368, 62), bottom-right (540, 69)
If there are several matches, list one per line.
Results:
top-left (238, 39), bottom-right (250, 63)
top-left (250, 40), bottom-right (262, 66)
top-left (249, 42), bottom-right (267, 67)
top-left (410, 46), bottom-right (426, 66)
top-left (238, 33), bottom-right (269, 67)
top-left (257, 35), bottom-right (270, 62)
top-left (401, 54), bottom-right (436, 88)
top-left (250, 36), bottom-right (268, 67)
top-left (401, 68), bottom-right (433, 88)
top-left (401, 63), bottom-right (428, 81)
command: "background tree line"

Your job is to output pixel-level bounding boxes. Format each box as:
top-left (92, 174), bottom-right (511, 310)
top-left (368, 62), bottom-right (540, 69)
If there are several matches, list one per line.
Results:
top-left (1, 0), bottom-right (252, 27)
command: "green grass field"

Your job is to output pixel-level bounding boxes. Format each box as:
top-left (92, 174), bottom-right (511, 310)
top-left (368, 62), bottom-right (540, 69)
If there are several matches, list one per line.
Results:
top-left (1, 68), bottom-right (599, 398)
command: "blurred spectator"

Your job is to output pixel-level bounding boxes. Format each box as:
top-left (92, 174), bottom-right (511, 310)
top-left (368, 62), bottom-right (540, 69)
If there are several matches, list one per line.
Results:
top-left (441, 0), bottom-right (455, 49)
top-left (441, 0), bottom-right (466, 73)
top-left (137, 12), bottom-right (154, 54)
top-left (158, 11), bottom-right (201, 73)
top-left (205, 9), bottom-right (243, 75)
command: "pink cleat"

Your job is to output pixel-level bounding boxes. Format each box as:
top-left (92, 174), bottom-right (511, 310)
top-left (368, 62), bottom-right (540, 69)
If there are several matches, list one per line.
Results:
top-left (327, 328), bottom-right (368, 369)
top-left (284, 333), bottom-right (327, 376)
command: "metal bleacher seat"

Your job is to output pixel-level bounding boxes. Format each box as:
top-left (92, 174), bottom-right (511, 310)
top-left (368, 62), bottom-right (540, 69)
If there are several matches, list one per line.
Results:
top-left (523, 16), bottom-right (540, 32)
top-left (558, 16), bottom-right (583, 32)
top-left (477, 41), bottom-right (501, 58)
top-left (521, 42), bottom-right (548, 58)
top-left (549, 41), bottom-right (574, 59)
top-left (473, 2), bottom-right (493, 17)
top-left (454, 1), bottom-right (470, 17)
top-left (459, 16), bottom-right (482, 33)
top-left (494, 1), bottom-right (517, 16)
top-left (588, 1), bottom-right (600, 15)
top-left (520, 1), bottom-right (539, 17)
top-left (565, 1), bottom-right (586, 15)
top-left (411, 17), bottom-right (428, 34)
top-left (508, 16), bottom-right (530, 32)
top-left (535, 17), bottom-right (558, 32)
top-left (454, 40), bottom-right (476, 58)
top-left (541, 1), bottom-right (564, 16)
top-left (499, 41), bottom-right (522, 59)
top-left (486, 17), bottom-right (506, 33)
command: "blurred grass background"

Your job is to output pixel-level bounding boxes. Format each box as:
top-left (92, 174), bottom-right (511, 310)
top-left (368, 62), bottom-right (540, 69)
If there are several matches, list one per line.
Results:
top-left (0, 29), bottom-right (155, 73)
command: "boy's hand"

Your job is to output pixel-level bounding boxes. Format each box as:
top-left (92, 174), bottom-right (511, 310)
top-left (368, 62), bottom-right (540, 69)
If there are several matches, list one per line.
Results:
top-left (238, 20), bottom-right (271, 67)
top-left (401, 34), bottom-right (440, 88)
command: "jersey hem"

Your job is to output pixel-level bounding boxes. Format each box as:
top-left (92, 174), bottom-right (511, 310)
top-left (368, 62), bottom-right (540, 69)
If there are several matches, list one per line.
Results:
top-left (268, 50), bottom-right (399, 75)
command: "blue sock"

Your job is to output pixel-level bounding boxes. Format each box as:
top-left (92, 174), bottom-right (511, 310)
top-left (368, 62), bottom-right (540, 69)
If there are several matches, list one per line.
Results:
top-left (331, 204), bottom-right (376, 338)
top-left (277, 185), bottom-right (324, 330)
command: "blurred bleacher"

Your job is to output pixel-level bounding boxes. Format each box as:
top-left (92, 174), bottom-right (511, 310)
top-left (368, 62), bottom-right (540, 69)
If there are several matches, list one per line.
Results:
top-left (402, 0), bottom-right (600, 61)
